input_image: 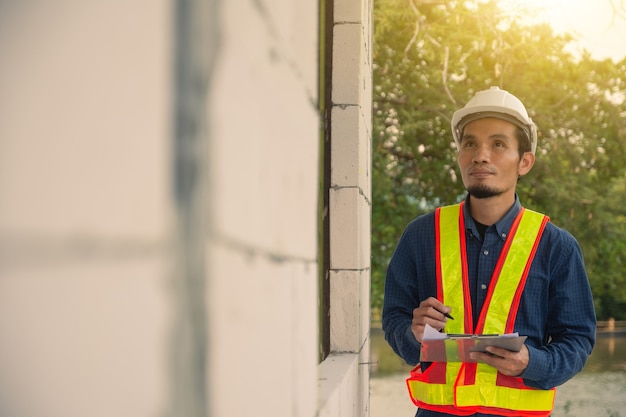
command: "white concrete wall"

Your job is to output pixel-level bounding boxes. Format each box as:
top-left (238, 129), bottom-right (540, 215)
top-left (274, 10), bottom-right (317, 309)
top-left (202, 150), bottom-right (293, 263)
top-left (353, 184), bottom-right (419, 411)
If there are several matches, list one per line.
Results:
top-left (318, 0), bottom-right (373, 416)
top-left (0, 0), bottom-right (372, 416)
top-left (0, 2), bottom-right (172, 417)
top-left (207, 0), bottom-right (320, 416)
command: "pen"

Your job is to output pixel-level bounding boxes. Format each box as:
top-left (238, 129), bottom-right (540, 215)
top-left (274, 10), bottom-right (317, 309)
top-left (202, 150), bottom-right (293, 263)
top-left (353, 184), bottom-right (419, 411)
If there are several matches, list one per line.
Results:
top-left (436, 308), bottom-right (454, 320)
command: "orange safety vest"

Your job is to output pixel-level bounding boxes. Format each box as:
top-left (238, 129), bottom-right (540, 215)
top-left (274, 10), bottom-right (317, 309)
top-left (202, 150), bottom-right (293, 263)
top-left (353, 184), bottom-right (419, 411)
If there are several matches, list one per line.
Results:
top-left (406, 202), bottom-right (555, 416)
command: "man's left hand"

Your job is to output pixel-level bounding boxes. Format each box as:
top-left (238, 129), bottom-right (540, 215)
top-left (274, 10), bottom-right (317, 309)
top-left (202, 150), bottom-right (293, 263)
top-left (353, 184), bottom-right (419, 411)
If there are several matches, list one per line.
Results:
top-left (469, 344), bottom-right (529, 377)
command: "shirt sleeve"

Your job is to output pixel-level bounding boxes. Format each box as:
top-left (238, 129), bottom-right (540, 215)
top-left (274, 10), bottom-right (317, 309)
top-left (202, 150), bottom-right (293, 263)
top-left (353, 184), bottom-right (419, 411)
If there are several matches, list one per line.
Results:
top-left (520, 226), bottom-right (596, 389)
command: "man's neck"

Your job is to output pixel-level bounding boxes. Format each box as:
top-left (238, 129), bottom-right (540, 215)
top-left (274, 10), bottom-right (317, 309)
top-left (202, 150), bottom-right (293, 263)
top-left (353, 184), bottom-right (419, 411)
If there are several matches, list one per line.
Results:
top-left (468, 194), bottom-right (515, 226)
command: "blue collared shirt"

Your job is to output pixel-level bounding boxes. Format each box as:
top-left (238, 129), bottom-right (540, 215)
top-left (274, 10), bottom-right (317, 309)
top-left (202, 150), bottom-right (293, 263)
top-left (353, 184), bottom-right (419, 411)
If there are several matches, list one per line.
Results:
top-left (382, 195), bottom-right (596, 417)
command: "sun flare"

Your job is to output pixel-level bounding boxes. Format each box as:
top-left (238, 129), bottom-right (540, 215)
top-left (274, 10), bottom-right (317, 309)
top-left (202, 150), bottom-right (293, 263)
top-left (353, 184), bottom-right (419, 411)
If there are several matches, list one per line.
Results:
top-left (495, 0), bottom-right (626, 60)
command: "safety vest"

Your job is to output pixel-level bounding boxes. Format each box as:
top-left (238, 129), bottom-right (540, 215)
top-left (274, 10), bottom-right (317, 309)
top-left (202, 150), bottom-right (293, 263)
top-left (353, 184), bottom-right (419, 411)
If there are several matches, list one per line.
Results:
top-left (406, 202), bottom-right (555, 416)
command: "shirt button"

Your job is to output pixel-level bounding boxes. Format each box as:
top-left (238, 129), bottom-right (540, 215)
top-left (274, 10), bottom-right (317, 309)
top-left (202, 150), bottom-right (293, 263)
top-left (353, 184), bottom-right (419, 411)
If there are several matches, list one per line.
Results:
top-left (483, 250), bottom-right (489, 256)
top-left (481, 284), bottom-right (487, 290)
top-left (502, 233), bottom-right (507, 238)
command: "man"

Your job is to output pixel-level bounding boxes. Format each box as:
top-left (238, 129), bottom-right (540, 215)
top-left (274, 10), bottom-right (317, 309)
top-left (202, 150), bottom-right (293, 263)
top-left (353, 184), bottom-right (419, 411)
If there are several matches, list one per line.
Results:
top-left (381, 87), bottom-right (596, 416)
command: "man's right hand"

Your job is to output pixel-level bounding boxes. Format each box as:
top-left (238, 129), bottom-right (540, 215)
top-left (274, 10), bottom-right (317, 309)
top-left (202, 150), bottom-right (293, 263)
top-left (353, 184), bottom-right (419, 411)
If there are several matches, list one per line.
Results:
top-left (411, 297), bottom-right (452, 343)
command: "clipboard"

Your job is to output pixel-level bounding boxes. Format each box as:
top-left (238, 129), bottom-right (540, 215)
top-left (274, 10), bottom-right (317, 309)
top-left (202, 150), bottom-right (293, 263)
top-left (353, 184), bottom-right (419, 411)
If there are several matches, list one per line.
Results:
top-left (420, 324), bottom-right (527, 362)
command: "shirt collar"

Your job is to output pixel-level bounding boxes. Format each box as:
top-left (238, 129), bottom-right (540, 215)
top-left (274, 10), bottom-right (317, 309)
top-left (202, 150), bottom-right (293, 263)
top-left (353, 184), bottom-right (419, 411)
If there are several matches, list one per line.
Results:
top-left (462, 194), bottom-right (523, 241)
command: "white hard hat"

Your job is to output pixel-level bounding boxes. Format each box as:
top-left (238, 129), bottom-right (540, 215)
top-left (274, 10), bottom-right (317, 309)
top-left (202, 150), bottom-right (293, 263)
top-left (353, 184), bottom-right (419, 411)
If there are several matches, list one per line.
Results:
top-left (451, 86), bottom-right (537, 154)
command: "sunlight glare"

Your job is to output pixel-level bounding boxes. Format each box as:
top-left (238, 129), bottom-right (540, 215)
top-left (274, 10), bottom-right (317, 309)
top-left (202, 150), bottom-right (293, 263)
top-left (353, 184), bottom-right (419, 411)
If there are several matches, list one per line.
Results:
top-left (496, 0), bottom-right (626, 60)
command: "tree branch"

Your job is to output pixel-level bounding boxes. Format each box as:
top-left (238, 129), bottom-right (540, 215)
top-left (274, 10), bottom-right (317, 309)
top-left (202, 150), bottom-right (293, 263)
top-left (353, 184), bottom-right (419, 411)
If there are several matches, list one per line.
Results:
top-left (442, 46), bottom-right (457, 105)
top-left (404, 0), bottom-right (421, 58)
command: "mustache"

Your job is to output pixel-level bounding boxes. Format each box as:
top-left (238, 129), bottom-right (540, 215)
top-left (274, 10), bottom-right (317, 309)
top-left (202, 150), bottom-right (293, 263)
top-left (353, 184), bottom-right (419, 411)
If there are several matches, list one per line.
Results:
top-left (469, 166), bottom-right (496, 175)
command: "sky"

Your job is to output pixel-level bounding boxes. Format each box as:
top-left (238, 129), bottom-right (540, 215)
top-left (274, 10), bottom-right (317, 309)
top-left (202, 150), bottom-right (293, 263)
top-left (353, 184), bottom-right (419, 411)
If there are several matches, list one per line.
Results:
top-left (498, 0), bottom-right (626, 61)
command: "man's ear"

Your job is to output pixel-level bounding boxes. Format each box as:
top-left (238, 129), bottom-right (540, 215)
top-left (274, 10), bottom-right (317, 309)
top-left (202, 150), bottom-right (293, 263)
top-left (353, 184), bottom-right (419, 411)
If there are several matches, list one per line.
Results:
top-left (518, 152), bottom-right (535, 176)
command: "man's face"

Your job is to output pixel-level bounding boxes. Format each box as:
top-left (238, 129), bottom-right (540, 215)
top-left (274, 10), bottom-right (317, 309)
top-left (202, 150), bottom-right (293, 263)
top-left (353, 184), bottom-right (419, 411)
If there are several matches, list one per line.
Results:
top-left (456, 117), bottom-right (534, 200)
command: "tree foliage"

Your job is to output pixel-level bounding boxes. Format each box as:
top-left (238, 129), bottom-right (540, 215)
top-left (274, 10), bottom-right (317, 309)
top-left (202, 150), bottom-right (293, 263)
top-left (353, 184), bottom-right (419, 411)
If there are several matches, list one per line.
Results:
top-left (372, 0), bottom-right (626, 319)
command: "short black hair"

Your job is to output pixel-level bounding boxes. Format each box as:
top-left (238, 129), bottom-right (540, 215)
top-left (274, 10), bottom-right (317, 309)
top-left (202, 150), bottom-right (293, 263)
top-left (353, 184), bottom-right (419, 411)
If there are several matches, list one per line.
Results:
top-left (515, 126), bottom-right (532, 157)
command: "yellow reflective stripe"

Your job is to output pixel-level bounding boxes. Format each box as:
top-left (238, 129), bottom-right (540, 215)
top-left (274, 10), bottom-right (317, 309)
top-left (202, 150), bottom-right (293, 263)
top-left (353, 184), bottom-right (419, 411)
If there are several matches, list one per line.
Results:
top-left (456, 365), bottom-right (555, 411)
top-left (438, 204), bottom-right (464, 334)
top-left (408, 363), bottom-right (462, 406)
top-left (456, 385), bottom-right (555, 411)
top-left (475, 362), bottom-right (497, 385)
top-left (482, 209), bottom-right (545, 334)
top-left (408, 379), bottom-right (451, 406)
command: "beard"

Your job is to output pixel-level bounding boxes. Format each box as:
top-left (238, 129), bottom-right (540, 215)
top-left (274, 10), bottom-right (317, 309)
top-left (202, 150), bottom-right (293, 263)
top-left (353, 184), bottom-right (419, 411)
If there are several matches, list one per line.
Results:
top-left (467, 184), bottom-right (503, 199)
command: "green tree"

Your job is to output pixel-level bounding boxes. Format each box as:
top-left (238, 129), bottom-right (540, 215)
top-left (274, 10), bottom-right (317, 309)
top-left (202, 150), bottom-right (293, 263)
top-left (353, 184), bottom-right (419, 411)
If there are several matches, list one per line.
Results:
top-left (372, 0), bottom-right (626, 319)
